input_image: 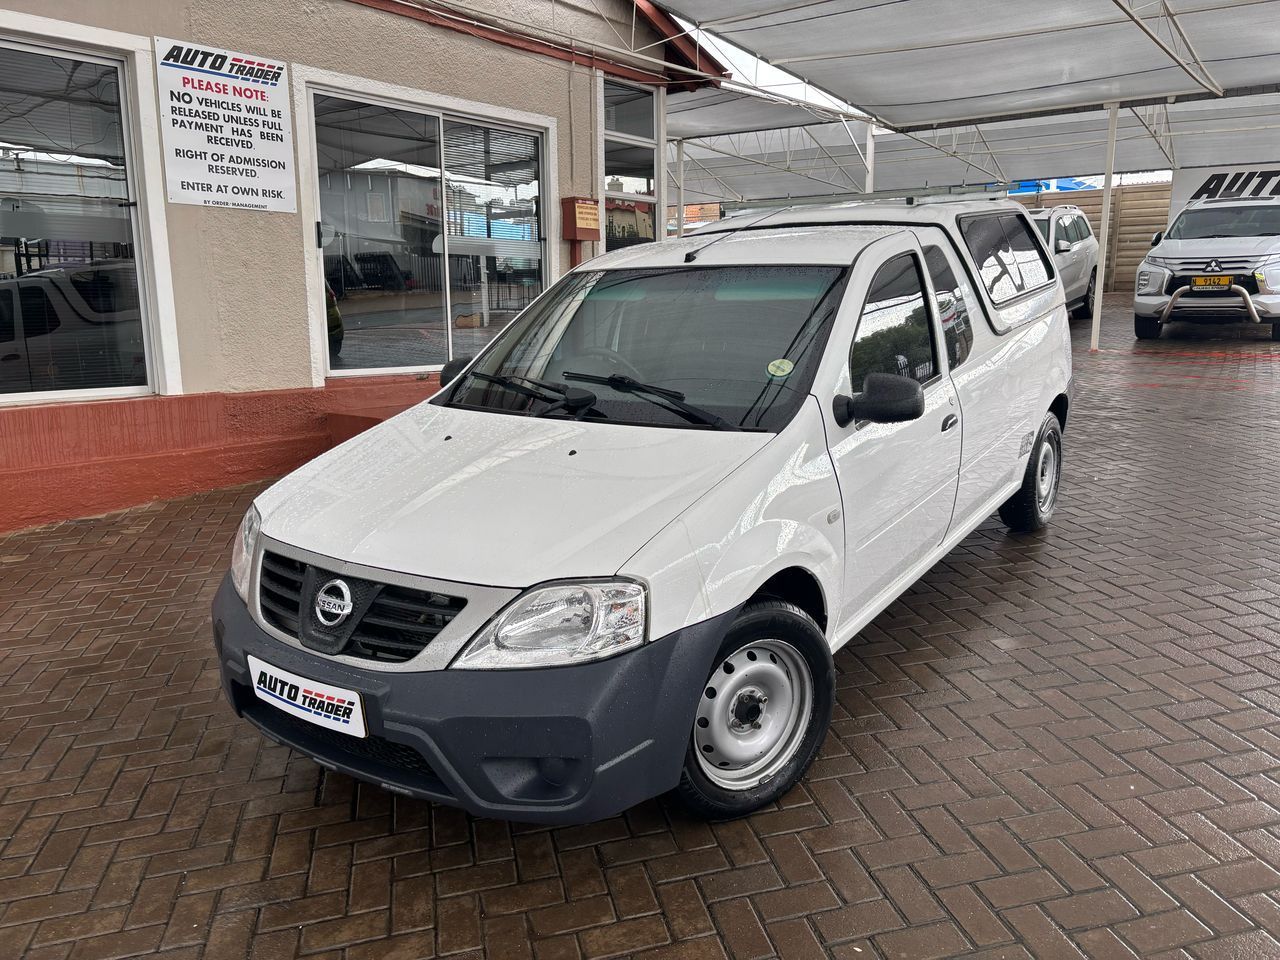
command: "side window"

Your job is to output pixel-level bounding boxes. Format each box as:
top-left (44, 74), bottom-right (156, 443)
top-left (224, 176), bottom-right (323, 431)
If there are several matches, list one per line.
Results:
top-left (19, 286), bottom-right (62, 338)
top-left (961, 213), bottom-right (1055, 304)
top-left (1054, 215), bottom-right (1073, 245)
top-left (849, 253), bottom-right (939, 391)
top-left (0, 291), bottom-right (14, 343)
top-left (923, 246), bottom-right (975, 371)
top-left (1075, 215), bottom-right (1093, 240)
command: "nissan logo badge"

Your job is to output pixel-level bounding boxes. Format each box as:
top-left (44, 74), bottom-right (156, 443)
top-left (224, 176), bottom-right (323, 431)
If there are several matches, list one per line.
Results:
top-left (314, 579), bottom-right (353, 627)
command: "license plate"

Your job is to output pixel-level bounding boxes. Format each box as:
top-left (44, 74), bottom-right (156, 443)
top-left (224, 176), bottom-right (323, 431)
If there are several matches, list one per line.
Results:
top-left (247, 654), bottom-right (367, 738)
top-left (1191, 275), bottom-right (1232, 288)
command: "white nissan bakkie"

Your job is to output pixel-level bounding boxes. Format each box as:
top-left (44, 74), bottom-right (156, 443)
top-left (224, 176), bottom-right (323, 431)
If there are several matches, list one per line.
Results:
top-left (213, 197), bottom-right (1072, 822)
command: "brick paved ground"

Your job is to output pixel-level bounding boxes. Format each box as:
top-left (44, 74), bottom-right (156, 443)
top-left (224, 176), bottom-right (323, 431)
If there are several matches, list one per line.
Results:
top-left (2, 296), bottom-right (1279, 959)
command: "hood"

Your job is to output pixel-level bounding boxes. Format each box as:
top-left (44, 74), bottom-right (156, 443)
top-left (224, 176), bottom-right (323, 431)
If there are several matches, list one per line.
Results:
top-left (256, 402), bottom-right (772, 587)
top-left (1153, 235), bottom-right (1280, 260)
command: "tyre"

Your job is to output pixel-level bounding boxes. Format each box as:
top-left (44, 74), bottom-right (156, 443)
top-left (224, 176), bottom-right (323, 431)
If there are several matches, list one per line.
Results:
top-left (999, 411), bottom-right (1063, 534)
top-left (1071, 271), bottom-right (1096, 319)
top-left (1271, 323), bottom-right (1280, 342)
top-left (675, 600), bottom-right (834, 820)
top-left (1134, 315), bottom-right (1162, 340)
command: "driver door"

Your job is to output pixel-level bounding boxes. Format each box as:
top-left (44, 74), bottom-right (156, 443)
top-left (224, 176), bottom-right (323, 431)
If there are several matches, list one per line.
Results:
top-left (824, 233), bottom-right (962, 628)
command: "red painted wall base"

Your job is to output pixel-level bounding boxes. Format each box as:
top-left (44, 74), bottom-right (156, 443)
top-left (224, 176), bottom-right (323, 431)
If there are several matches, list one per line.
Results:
top-left (0, 375), bottom-right (439, 534)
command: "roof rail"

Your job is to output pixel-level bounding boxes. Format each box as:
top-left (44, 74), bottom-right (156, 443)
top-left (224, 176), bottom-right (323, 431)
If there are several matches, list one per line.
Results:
top-left (720, 181), bottom-right (1010, 214)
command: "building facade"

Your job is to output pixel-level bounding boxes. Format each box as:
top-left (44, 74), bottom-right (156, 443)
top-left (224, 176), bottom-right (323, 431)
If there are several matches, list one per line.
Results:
top-left (0, 0), bottom-right (718, 531)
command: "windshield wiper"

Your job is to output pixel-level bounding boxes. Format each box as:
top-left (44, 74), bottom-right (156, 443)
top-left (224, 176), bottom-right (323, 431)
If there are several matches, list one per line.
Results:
top-left (468, 372), bottom-right (601, 420)
top-left (561, 372), bottom-right (741, 431)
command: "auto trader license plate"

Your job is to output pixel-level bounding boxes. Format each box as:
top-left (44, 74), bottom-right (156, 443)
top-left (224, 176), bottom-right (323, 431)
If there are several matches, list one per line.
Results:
top-left (1191, 275), bottom-right (1233, 288)
top-left (247, 654), bottom-right (367, 738)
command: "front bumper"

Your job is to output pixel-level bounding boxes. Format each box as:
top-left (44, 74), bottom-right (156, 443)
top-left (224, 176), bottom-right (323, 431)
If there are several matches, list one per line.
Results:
top-left (212, 576), bottom-right (734, 823)
top-left (1135, 286), bottom-right (1280, 323)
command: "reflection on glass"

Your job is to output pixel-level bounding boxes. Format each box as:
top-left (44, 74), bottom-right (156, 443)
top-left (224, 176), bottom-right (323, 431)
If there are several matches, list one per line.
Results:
top-left (603, 81), bottom-right (654, 140)
top-left (315, 96), bottom-right (446, 369)
top-left (443, 121), bottom-right (543, 358)
top-left (850, 253), bottom-right (937, 388)
top-left (605, 200), bottom-right (656, 252)
top-left (0, 44), bottom-right (146, 395)
top-left (604, 140), bottom-right (656, 198)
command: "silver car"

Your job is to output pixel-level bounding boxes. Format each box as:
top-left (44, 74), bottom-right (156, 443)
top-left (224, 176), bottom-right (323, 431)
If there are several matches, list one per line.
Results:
top-left (1029, 205), bottom-right (1099, 320)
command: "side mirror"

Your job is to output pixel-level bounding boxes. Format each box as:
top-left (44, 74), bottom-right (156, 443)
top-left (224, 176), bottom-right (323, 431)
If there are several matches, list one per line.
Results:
top-left (1055, 237), bottom-right (1071, 254)
top-left (832, 372), bottom-right (926, 428)
top-left (1151, 231), bottom-right (1163, 247)
top-left (439, 356), bottom-right (472, 387)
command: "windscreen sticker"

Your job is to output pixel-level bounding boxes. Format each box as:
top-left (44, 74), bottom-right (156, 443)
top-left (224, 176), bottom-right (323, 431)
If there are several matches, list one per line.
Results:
top-left (767, 358), bottom-right (795, 378)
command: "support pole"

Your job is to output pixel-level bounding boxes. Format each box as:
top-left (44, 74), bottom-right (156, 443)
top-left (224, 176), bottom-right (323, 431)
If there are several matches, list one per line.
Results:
top-left (1091, 102), bottom-right (1118, 353)
top-left (865, 124), bottom-right (876, 192)
top-left (675, 140), bottom-right (686, 237)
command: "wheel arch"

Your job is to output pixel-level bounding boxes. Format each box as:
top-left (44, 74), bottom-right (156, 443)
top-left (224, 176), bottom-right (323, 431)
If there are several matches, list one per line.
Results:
top-left (749, 566), bottom-right (828, 634)
top-left (1049, 392), bottom-right (1069, 432)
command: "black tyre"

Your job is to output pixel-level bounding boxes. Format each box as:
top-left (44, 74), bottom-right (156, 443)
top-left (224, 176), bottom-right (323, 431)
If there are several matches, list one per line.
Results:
top-left (675, 601), bottom-right (834, 820)
top-left (1271, 323), bottom-right (1280, 342)
top-left (999, 412), bottom-right (1063, 534)
top-left (1134, 315), bottom-right (1162, 340)
top-left (1071, 271), bottom-right (1096, 319)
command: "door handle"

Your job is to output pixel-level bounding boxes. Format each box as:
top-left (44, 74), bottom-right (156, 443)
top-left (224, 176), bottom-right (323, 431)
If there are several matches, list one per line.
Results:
top-left (941, 413), bottom-right (959, 433)
top-left (1, 353), bottom-right (20, 362)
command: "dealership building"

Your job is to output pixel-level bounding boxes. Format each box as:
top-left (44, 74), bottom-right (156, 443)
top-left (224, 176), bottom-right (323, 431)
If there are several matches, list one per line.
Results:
top-left (0, 0), bottom-right (720, 531)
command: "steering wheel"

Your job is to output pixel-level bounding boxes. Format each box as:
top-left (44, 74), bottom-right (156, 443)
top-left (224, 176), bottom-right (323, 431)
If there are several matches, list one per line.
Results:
top-left (571, 347), bottom-right (646, 382)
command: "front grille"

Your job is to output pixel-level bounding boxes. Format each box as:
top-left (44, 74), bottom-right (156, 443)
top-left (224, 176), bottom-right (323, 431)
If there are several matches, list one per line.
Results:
top-left (257, 550), bottom-right (466, 664)
top-left (1160, 256), bottom-right (1259, 272)
top-left (240, 693), bottom-right (449, 796)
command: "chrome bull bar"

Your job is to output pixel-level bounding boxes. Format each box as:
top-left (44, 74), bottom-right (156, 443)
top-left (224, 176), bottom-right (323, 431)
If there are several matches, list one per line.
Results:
top-left (1159, 284), bottom-right (1262, 324)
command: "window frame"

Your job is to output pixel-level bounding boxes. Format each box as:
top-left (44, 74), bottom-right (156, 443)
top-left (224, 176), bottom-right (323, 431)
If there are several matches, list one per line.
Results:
top-left (599, 76), bottom-right (663, 253)
top-left (294, 65), bottom-right (559, 381)
top-left (922, 243), bottom-right (976, 374)
top-left (0, 24), bottom-right (177, 406)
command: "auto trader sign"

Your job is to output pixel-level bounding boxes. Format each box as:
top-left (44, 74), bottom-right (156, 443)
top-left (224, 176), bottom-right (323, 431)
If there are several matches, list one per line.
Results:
top-left (154, 38), bottom-right (296, 212)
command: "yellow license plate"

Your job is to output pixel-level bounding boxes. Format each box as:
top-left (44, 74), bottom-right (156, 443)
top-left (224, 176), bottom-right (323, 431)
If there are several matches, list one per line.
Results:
top-left (1191, 275), bottom-right (1232, 288)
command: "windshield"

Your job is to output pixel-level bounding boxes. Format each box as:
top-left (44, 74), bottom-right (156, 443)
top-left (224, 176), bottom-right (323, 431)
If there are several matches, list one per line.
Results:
top-left (1167, 205), bottom-right (1280, 240)
top-left (440, 264), bottom-right (849, 432)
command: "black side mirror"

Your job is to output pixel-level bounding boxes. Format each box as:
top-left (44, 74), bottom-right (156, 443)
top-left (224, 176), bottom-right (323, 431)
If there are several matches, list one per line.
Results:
top-left (1055, 237), bottom-right (1071, 254)
top-left (833, 372), bottom-right (926, 428)
top-left (1151, 231), bottom-right (1163, 247)
top-left (439, 356), bottom-right (472, 387)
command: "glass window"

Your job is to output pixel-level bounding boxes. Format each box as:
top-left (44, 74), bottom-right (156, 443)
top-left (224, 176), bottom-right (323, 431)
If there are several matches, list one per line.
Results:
top-left (604, 200), bottom-right (657, 250)
top-left (1167, 205), bottom-right (1280, 240)
top-left (604, 140), bottom-right (656, 198)
top-left (441, 265), bottom-right (849, 432)
top-left (443, 120), bottom-right (543, 358)
top-left (961, 213), bottom-right (1054, 304)
top-left (1076, 215), bottom-right (1093, 239)
top-left (315, 95), bottom-right (446, 370)
top-left (1033, 218), bottom-right (1050, 243)
top-left (923, 246), bottom-right (974, 371)
top-left (850, 253), bottom-right (938, 390)
top-left (0, 43), bottom-right (146, 396)
top-left (604, 81), bottom-right (654, 140)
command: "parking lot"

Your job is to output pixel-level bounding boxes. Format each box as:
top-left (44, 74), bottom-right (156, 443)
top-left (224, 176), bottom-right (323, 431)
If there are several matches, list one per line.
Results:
top-left (2, 295), bottom-right (1279, 960)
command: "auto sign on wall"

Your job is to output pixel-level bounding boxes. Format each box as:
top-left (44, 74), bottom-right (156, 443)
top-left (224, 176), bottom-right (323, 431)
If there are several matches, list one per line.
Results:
top-left (154, 37), bottom-right (297, 213)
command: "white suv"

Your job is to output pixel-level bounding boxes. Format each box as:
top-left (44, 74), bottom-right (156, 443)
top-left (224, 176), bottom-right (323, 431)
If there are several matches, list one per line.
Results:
top-left (1135, 196), bottom-right (1280, 340)
top-left (213, 198), bottom-right (1072, 823)
top-left (1029, 205), bottom-right (1099, 319)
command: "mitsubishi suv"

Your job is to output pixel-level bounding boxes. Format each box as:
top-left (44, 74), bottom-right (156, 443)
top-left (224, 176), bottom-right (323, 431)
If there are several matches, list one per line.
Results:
top-left (1029, 205), bottom-right (1099, 319)
top-left (1134, 196), bottom-right (1280, 339)
top-left (212, 198), bottom-right (1072, 823)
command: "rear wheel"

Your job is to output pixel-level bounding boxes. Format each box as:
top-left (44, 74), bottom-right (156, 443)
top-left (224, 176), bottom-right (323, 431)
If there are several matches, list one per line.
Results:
top-left (1071, 271), bottom-right (1096, 319)
top-left (675, 601), bottom-right (833, 820)
top-left (999, 412), bottom-right (1063, 534)
top-left (1135, 315), bottom-right (1162, 340)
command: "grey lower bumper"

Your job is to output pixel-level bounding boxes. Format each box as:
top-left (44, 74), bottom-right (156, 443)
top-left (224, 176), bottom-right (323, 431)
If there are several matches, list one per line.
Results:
top-left (212, 576), bottom-right (735, 823)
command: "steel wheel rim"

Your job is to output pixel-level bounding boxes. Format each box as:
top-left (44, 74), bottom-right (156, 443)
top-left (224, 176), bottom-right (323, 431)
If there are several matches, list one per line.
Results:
top-left (1036, 434), bottom-right (1060, 511)
top-left (693, 638), bottom-right (813, 790)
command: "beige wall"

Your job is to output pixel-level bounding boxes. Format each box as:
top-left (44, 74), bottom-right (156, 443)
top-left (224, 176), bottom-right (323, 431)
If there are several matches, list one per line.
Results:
top-left (2, 0), bottom-right (656, 393)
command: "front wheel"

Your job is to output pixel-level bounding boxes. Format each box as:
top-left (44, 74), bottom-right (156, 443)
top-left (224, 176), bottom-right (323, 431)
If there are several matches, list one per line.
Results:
top-left (999, 412), bottom-right (1063, 534)
top-left (1135, 315), bottom-right (1162, 340)
top-left (675, 601), bottom-right (834, 820)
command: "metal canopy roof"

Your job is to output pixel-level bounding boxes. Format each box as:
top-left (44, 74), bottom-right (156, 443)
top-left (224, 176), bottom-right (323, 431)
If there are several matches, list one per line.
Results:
top-left (665, 86), bottom-right (850, 139)
top-left (658, 0), bottom-right (1280, 130)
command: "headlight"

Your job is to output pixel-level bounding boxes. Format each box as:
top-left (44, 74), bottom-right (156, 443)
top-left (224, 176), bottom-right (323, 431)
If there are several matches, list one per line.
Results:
top-left (1257, 254), bottom-right (1280, 291)
top-left (1145, 255), bottom-right (1175, 269)
top-left (452, 579), bottom-right (647, 669)
top-left (1137, 259), bottom-right (1170, 294)
top-left (230, 505), bottom-right (261, 601)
